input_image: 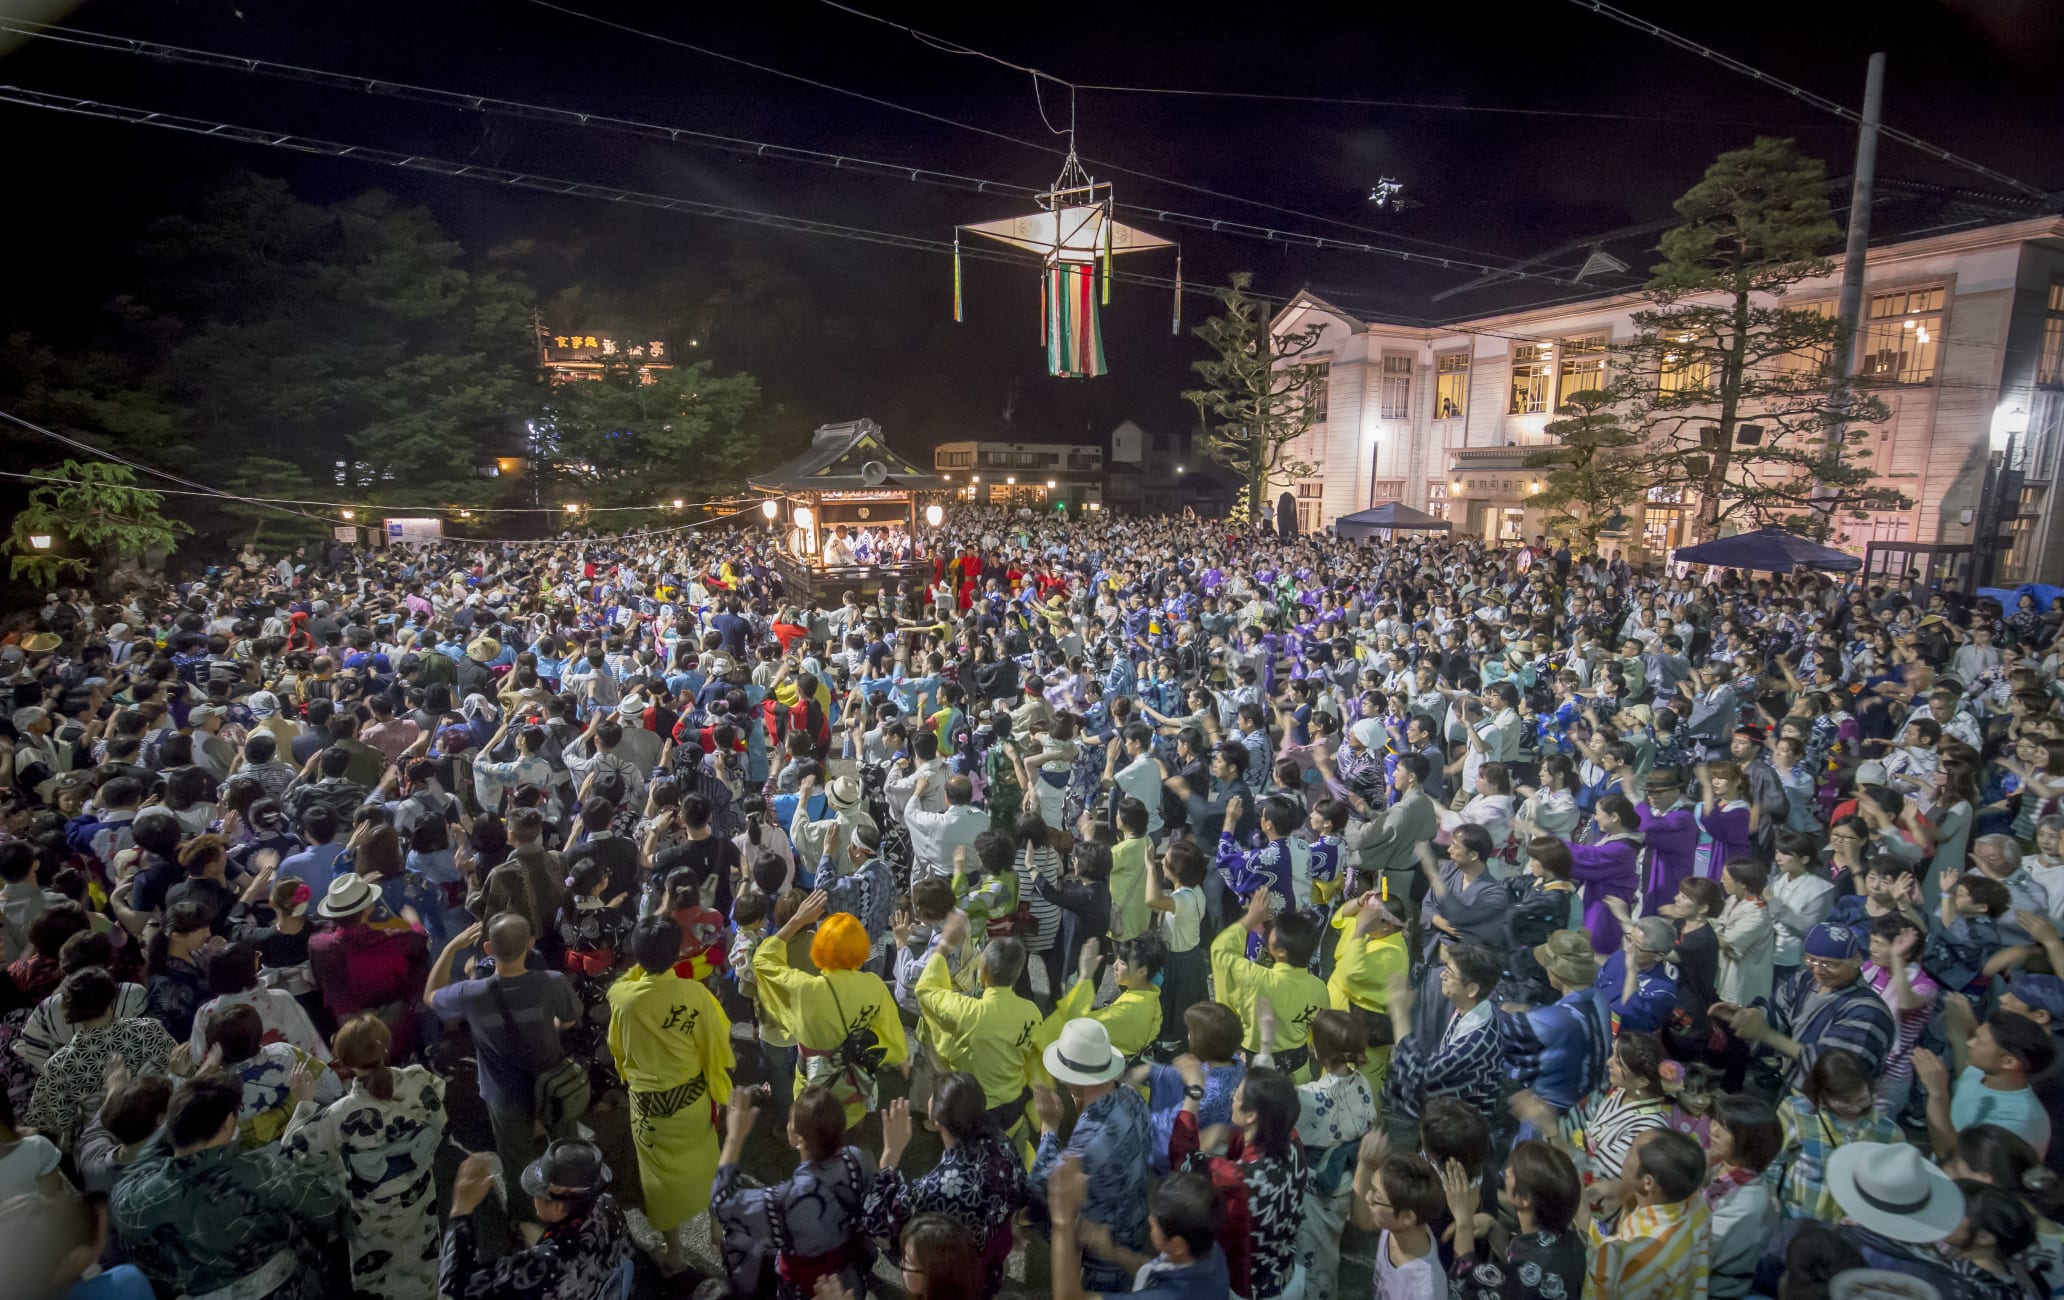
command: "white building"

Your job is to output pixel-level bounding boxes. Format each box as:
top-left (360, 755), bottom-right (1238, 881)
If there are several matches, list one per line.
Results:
top-left (1274, 210), bottom-right (2064, 583)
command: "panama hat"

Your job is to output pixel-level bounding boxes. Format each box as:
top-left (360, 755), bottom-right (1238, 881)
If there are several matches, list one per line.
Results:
top-left (1043, 1018), bottom-right (1127, 1086)
top-left (826, 774), bottom-right (864, 814)
top-left (1825, 1142), bottom-right (1964, 1243)
top-left (317, 873), bottom-right (379, 919)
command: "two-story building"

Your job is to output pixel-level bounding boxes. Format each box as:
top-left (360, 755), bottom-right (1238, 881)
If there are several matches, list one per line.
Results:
top-left (933, 438), bottom-right (1105, 510)
top-left (1274, 202), bottom-right (2064, 583)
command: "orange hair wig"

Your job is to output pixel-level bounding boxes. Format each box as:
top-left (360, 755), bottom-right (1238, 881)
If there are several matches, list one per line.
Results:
top-left (810, 912), bottom-right (872, 972)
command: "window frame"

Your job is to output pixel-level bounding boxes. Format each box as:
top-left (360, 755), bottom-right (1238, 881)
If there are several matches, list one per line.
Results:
top-left (1510, 343), bottom-right (1554, 415)
top-left (1434, 352), bottom-right (1469, 422)
top-left (1380, 354), bottom-right (1413, 420)
top-left (1858, 285), bottom-right (1946, 386)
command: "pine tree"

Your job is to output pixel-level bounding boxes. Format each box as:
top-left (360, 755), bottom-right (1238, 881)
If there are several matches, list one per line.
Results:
top-left (1183, 272), bottom-right (1324, 520)
top-left (4, 460), bottom-right (189, 589)
top-left (1618, 138), bottom-right (1906, 540)
top-left (1523, 390), bottom-right (1651, 549)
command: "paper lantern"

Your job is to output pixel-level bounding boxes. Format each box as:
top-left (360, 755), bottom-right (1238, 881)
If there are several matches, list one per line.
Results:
top-left (957, 159), bottom-right (1178, 379)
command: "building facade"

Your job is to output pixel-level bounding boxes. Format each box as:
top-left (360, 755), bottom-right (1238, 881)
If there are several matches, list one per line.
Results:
top-left (933, 439), bottom-right (1105, 510)
top-left (1273, 216), bottom-right (2064, 582)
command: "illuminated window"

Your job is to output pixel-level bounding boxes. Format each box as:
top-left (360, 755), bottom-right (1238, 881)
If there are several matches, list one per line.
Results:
top-left (2039, 283), bottom-right (2064, 388)
top-left (1510, 344), bottom-right (1553, 414)
top-left (1309, 362), bottom-right (1331, 423)
top-left (1998, 484), bottom-right (2045, 582)
top-left (1657, 335), bottom-right (1712, 396)
top-left (1861, 287), bottom-right (1945, 385)
top-left (1643, 507), bottom-right (1686, 552)
top-left (1380, 356), bottom-right (1412, 419)
top-left (1558, 333), bottom-right (1609, 404)
top-left (1434, 353), bottom-right (1469, 421)
top-left (1776, 299), bottom-right (1838, 377)
top-left (1295, 480), bottom-right (1325, 532)
top-left (1425, 479), bottom-right (1450, 520)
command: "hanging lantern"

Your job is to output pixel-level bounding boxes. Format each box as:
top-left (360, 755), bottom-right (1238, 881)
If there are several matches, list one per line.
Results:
top-left (957, 158), bottom-right (1178, 379)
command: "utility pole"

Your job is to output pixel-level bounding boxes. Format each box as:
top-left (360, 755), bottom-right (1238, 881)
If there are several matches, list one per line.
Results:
top-left (1817, 53), bottom-right (1886, 532)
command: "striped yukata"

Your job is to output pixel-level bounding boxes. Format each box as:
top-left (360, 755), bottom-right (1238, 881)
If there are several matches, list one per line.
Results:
top-left (1582, 1196), bottom-right (1713, 1300)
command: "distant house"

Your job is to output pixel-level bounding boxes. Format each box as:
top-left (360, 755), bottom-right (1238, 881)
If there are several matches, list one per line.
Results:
top-left (1104, 420), bottom-right (1239, 516)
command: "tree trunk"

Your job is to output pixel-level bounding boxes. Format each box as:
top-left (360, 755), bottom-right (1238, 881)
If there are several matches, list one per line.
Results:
top-left (1694, 287), bottom-right (1755, 542)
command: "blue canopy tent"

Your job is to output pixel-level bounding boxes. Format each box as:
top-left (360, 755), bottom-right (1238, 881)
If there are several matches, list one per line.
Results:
top-left (1977, 583), bottom-right (2064, 610)
top-left (1335, 502), bottom-right (1451, 540)
top-left (1671, 526), bottom-right (1862, 574)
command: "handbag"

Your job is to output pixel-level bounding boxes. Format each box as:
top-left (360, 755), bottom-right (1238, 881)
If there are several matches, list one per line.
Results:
top-left (487, 976), bottom-right (591, 1132)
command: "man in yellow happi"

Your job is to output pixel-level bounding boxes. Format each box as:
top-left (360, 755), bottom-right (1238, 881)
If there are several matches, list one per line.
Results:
top-left (607, 913), bottom-right (735, 1270)
top-left (915, 909), bottom-right (1043, 1148)
top-left (1327, 889), bottom-right (1411, 1097)
top-left (753, 890), bottom-right (908, 1125)
top-left (1210, 889), bottom-right (1331, 1080)
top-left (1036, 933), bottom-right (1165, 1066)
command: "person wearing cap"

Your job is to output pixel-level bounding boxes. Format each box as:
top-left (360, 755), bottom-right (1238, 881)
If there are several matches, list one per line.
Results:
top-left (1497, 930), bottom-right (1613, 1130)
top-left (1593, 913), bottom-right (1681, 1036)
top-left (441, 1139), bottom-right (631, 1300)
top-left (1630, 767), bottom-right (1699, 917)
top-left (1029, 1016), bottom-right (1154, 1296)
top-left (1713, 920), bottom-right (1895, 1094)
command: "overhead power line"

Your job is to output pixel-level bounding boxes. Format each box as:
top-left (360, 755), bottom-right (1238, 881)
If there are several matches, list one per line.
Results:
top-left (0, 15), bottom-right (1576, 279)
top-left (1564, 0), bottom-right (2056, 203)
top-left (1072, 83), bottom-right (1826, 129)
top-left (0, 81), bottom-right (1605, 289)
top-left (518, 0), bottom-right (1551, 270)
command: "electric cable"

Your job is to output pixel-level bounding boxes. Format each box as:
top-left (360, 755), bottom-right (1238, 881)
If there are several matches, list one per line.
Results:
top-left (1563, 0), bottom-right (2056, 203)
top-left (0, 18), bottom-right (1591, 282)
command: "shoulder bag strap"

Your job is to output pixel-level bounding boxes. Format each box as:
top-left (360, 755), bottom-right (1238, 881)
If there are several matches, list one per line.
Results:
top-left (485, 976), bottom-right (540, 1074)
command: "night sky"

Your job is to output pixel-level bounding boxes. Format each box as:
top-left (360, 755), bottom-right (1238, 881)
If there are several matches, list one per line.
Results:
top-left (5, 0), bottom-right (2062, 451)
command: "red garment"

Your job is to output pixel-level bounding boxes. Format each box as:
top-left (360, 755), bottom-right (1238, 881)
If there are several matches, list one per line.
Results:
top-left (309, 923), bottom-right (430, 1055)
top-left (1170, 1109), bottom-right (1258, 1297)
top-left (771, 621), bottom-right (810, 653)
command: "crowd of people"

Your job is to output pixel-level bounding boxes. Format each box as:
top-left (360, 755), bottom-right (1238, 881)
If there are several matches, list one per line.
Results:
top-left (0, 503), bottom-right (2061, 1300)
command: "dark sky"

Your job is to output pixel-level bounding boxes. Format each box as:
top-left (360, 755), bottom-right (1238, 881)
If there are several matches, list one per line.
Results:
top-left (5, 0), bottom-right (2063, 450)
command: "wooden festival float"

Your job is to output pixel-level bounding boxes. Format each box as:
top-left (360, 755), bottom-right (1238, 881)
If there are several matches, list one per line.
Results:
top-left (749, 418), bottom-right (950, 600)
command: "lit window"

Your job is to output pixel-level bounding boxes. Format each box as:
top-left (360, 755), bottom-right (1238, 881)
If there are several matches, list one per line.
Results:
top-left (1510, 344), bottom-right (1554, 414)
top-left (2039, 283), bottom-right (2064, 388)
top-left (1295, 480), bottom-right (1325, 532)
top-left (1309, 362), bottom-right (1331, 423)
top-left (1380, 356), bottom-right (1412, 419)
top-left (1861, 287), bottom-right (1945, 385)
top-left (1657, 335), bottom-right (1711, 397)
top-left (1558, 333), bottom-right (1608, 403)
top-left (1434, 353), bottom-right (1468, 421)
top-left (1425, 479), bottom-right (1450, 520)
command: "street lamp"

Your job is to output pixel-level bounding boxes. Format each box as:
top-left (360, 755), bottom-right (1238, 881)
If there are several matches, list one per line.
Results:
top-left (1006, 475), bottom-right (1016, 485)
top-left (563, 502), bottom-right (580, 514)
top-left (672, 498), bottom-right (685, 509)
top-left (26, 533), bottom-right (52, 550)
top-left (1175, 465), bottom-right (1184, 475)
top-left (340, 510), bottom-right (355, 520)
top-left (1046, 479), bottom-right (1057, 489)
top-left (970, 475), bottom-right (980, 484)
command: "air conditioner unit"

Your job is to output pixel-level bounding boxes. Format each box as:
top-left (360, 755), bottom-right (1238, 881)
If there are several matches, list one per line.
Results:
top-left (1699, 426), bottom-right (1722, 449)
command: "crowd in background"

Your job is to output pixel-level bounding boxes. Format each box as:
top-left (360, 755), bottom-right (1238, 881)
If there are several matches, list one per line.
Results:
top-left (0, 503), bottom-right (2061, 1300)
